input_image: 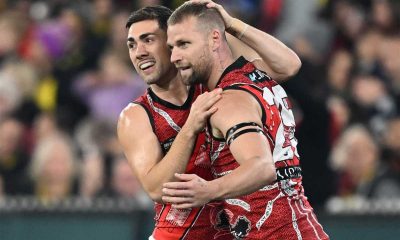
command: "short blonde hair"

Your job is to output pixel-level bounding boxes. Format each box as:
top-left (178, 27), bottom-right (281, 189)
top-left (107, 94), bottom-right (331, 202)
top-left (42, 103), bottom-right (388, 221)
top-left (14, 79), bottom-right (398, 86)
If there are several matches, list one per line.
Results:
top-left (30, 133), bottom-right (78, 181)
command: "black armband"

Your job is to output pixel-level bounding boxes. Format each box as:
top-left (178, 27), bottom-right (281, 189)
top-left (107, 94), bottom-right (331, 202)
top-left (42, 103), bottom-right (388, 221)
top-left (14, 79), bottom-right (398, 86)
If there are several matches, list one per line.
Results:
top-left (226, 128), bottom-right (264, 146)
top-left (225, 122), bottom-right (264, 146)
top-left (225, 122), bottom-right (261, 140)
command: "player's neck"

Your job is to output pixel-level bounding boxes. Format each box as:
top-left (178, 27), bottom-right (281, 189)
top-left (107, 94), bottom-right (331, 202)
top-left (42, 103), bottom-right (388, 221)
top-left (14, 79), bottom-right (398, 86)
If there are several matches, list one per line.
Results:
top-left (207, 46), bottom-right (235, 90)
top-left (150, 75), bottom-right (189, 105)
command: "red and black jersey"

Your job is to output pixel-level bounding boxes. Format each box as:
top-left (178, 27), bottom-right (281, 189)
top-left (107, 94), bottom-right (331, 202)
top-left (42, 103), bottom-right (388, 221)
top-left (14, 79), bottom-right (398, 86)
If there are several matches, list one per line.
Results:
top-left (134, 85), bottom-right (231, 240)
top-left (207, 57), bottom-right (329, 239)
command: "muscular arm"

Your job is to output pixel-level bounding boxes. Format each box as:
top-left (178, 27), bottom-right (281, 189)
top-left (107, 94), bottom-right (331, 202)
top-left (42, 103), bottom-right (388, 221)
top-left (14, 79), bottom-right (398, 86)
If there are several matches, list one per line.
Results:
top-left (227, 30), bottom-right (301, 82)
top-left (203, 0), bottom-right (302, 82)
top-left (118, 90), bottom-right (221, 202)
top-left (162, 91), bottom-right (277, 207)
top-left (206, 90), bottom-right (276, 199)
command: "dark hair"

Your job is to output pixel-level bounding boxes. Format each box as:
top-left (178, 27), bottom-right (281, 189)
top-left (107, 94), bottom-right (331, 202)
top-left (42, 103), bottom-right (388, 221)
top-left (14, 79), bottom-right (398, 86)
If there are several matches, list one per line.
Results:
top-left (126, 6), bottom-right (172, 31)
top-left (168, 2), bottom-right (224, 33)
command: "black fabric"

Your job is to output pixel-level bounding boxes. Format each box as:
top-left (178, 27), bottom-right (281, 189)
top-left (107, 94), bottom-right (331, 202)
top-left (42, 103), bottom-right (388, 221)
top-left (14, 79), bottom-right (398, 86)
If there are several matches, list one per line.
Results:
top-left (225, 122), bottom-right (261, 140)
top-left (215, 56), bottom-right (249, 88)
top-left (147, 85), bottom-right (195, 110)
top-left (227, 128), bottom-right (264, 146)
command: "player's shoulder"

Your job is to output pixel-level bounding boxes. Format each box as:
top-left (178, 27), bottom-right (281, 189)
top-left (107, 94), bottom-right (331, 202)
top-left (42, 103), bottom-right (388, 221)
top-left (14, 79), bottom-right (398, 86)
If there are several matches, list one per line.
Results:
top-left (210, 89), bottom-right (263, 133)
top-left (218, 89), bottom-right (258, 109)
top-left (118, 102), bottom-right (152, 130)
top-left (120, 102), bottom-right (146, 118)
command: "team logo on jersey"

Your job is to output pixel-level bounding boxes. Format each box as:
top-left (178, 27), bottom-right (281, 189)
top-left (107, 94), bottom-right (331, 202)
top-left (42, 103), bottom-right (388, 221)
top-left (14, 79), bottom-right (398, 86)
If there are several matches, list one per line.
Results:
top-left (246, 69), bottom-right (271, 83)
top-left (230, 216), bottom-right (251, 239)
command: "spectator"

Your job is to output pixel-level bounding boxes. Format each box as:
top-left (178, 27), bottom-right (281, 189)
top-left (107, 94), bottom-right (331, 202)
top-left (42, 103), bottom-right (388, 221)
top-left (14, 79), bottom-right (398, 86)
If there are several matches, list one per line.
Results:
top-left (0, 74), bottom-right (21, 120)
top-left (0, 10), bottom-right (28, 60)
top-left (349, 74), bottom-right (396, 138)
top-left (369, 117), bottom-right (400, 198)
top-left (110, 157), bottom-right (140, 197)
top-left (73, 49), bottom-right (146, 123)
top-left (379, 36), bottom-right (400, 112)
top-left (354, 30), bottom-right (383, 75)
top-left (330, 125), bottom-right (380, 198)
top-left (106, 156), bottom-right (150, 206)
top-left (327, 49), bottom-right (354, 95)
top-left (371, 0), bottom-right (400, 35)
top-left (0, 116), bottom-right (30, 195)
top-left (29, 133), bottom-right (79, 204)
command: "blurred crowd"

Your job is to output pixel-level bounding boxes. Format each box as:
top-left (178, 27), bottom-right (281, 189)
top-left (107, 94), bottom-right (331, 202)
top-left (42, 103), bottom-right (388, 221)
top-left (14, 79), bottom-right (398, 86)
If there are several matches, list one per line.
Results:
top-left (0, 0), bottom-right (399, 210)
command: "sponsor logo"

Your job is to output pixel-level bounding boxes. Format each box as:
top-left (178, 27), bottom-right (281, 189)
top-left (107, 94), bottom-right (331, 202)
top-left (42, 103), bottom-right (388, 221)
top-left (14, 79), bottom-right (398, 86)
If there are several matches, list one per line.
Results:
top-left (162, 137), bottom-right (175, 153)
top-left (276, 166), bottom-right (302, 181)
top-left (246, 69), bottom-right (271, 83)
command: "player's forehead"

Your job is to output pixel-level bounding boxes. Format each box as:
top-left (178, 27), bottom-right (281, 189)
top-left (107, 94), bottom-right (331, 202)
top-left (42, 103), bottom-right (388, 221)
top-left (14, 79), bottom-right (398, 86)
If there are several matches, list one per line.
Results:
top-left (167, 17), bottom-right (199, 41)
top-left (128, 19), bottom-right (163, 38)
top-left (169, 15), bottom-right (198, 30)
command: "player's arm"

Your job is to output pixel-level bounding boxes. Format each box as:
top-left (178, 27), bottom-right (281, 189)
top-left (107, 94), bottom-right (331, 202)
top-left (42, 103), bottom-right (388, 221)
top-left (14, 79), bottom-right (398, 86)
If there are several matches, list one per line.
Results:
top-left (162, 90), bottom-right (277, 208)
top-left (196, 0), bottom-right (301, 82)
top-left (208, 91), bottom-right (277, 199)
top-left (117, 89), bottom-right (221, 202)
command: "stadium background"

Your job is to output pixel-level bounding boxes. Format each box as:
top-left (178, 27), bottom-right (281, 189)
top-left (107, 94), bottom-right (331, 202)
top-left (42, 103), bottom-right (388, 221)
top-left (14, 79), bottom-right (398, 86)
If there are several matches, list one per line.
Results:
top-left (0, 0), bottom-right (399, 239)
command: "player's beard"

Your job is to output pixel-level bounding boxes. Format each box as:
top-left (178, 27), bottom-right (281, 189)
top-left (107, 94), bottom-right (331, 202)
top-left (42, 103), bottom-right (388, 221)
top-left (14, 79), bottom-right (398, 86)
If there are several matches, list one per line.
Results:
top-left (182, 49), bottom-right (212, 86)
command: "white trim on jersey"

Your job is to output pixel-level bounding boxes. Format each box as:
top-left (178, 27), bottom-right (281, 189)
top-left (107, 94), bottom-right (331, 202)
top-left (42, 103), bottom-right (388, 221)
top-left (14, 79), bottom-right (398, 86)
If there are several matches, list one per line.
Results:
top-left (147, 94), bottom-right (181, 133)
top-left (259, 182), bottom-right (279, 191)
top-left (225, 199), bottom-right (251, 212)
top-left (295, 200), bottom-right (322, 240)
top-left (298, 198), bottom-right (330, 239)
top-left (288, 198), bottom-right (303, 240)
top-left (255, 191), bottom-right (283, 230)
top-left (211, 142), bottom-right (226, 164)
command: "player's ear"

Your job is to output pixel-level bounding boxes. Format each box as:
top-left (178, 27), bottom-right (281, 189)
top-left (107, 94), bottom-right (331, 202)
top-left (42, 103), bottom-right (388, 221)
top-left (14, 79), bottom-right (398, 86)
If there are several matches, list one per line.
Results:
top-left (211, 29), bottom-right (222, 51)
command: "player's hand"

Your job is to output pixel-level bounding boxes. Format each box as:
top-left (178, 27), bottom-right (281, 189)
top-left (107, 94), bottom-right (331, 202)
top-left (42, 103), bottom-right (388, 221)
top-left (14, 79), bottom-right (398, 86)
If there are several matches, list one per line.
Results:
top-left (184, 88), bottom-right (222, 134)
top-left (161, 173), bottom-right (214, 209)
top-left (190, 0), bottom-right (235, 29)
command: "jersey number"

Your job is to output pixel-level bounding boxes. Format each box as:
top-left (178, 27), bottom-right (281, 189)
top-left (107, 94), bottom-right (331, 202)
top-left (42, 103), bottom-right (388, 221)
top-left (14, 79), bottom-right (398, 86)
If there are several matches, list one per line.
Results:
top-left (262, 85), bottom-right (299, 162)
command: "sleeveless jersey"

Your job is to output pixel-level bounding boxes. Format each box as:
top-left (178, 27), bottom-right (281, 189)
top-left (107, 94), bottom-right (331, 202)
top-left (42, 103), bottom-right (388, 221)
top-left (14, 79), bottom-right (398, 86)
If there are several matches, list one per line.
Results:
top-left (207, 57), bottom-right (329, 239)
top-left (134, 85), bottom-right (232, 240)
